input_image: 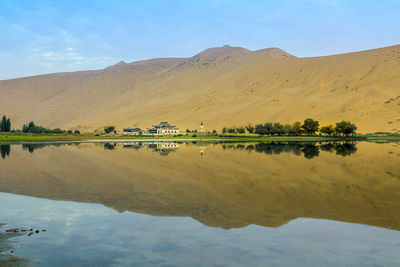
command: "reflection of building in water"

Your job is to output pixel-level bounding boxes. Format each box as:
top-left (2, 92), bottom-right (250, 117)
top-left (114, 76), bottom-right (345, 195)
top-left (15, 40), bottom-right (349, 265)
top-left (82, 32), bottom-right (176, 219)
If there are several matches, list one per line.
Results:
top-left (198, 146), bottom-right (207, 156)
top-left (114, 142), bottom-right (180, 156)
top-left (122, 143), bottom-right (142, 150)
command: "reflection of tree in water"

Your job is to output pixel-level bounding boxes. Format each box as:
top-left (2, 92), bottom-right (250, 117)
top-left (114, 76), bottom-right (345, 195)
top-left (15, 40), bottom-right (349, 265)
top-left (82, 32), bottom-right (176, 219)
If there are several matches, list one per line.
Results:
top-left (104, 143), bottom-right (117, 150)
top-left (2, 141), bottom-right (358, 159)
top-left (334, 143), bottom-right (358, 157)
top-left (301, 144), bottom-right (320, 159)
top-left (0, 145), bottom-right (11, 159)
top-left (320, 143), bottom-right (335, 153)
top-left (320, 142), bottom-right (357, 157)
top-left (223, 142), bottom-right (358, 159)
top-left (22, 143), bottom-right (75, 153)
top-left (1, 143), bottom-right (82, 158)
top-left (22, 143), bottom-right (48, 153)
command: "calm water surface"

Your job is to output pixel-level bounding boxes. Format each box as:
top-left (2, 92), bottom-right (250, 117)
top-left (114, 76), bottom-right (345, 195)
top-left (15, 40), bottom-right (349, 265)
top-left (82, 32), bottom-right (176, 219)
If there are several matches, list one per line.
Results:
top-left (1, 141), bottom-right (400, 266)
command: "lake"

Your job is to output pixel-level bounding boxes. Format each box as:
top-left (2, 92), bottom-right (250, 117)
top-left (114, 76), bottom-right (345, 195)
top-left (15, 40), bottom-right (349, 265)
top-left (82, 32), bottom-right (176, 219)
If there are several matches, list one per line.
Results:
top-left (1, 141), bottom-right (400, 266)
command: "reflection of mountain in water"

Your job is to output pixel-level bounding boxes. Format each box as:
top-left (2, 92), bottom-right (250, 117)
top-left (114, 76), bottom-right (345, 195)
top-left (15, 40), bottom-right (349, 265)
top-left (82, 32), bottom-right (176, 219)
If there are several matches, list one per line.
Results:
top-left (0, 142), bottom-right (399, 231)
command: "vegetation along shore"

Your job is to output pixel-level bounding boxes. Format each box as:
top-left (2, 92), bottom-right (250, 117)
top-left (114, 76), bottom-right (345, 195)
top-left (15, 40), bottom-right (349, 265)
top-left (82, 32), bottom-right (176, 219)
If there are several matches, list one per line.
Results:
top-left (0, 115), bottom-right (399, 143)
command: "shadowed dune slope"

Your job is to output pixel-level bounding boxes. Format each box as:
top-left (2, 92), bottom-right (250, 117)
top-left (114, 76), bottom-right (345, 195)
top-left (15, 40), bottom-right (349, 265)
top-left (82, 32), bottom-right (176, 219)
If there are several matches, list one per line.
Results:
top-left (1, 45), bottom-right (400, 133)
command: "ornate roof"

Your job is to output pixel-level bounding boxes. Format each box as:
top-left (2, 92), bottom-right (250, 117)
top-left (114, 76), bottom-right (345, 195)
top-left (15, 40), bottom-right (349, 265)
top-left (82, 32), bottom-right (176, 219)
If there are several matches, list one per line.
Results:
top-left (153, 121), bottom-right (176, 128)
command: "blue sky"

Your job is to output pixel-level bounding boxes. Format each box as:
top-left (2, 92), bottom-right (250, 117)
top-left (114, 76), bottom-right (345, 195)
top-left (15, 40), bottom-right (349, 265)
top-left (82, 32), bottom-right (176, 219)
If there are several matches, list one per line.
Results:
top-left (0, 0), bottom-right (399, 79)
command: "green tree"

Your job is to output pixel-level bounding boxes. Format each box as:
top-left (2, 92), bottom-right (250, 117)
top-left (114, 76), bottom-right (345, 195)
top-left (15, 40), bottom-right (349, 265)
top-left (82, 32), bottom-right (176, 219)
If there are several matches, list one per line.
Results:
top-left (272, 122), bottom-right (284, 136)
top-left (28, 121), bottom-right (35, 130)
top-left (74, 130), bottom-right (81, 134)
top-left (245, 123), bottom-right (255, 133)
top-left (335, 121), bottom-right (357, 136)
top-left (0, 116), bottom-right (6, 132)
top-left (104, 126), bottom-right (115, 134)
top-left (222, 127), bottom-right (227, 134)
top-left (283, 124), bottom-right (292, 135)
top-left (22, 121), bottom-right (35, 133)
top-left (291, 121), bottom-right (302, 135)
top-left (320, 125), bottom-right (335, 136)
top-left (236, 127), bottom-right (245, 134)
top-left (301, 118), bottom-right (319, 135)
top-left (5, 118), bottom-right (11, 132)
top-left (255, 124), bottom-right (264, 135)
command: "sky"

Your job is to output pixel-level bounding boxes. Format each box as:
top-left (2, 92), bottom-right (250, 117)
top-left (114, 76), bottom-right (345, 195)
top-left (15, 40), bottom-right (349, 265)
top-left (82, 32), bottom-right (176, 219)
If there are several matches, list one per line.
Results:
top-left (0, 0), bottom-right (399, 80)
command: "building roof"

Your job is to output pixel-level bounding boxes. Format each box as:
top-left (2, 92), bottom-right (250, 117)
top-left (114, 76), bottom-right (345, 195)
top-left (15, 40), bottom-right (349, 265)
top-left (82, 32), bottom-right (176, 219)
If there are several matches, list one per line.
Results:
top-left (153, 121), bottom-right (176, 128)
top-left (123, 128), bottom-right (142, 132)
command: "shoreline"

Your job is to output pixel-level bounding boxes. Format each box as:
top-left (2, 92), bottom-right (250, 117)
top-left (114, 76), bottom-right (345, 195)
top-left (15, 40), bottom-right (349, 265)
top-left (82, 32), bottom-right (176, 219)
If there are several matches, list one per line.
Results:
top-left (0, 134), bottom-right (383, 144)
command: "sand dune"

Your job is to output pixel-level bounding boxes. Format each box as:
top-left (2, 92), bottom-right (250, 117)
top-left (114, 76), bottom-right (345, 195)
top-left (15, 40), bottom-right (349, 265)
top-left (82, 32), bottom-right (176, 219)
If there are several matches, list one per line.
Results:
top-left (0, 45), bottom-right (399, 133)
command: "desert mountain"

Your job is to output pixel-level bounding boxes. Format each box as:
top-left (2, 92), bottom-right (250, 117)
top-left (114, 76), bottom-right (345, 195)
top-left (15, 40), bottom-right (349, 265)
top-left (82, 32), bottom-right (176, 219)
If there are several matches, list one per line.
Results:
top-left (0, 44), bottom-right (399, 133)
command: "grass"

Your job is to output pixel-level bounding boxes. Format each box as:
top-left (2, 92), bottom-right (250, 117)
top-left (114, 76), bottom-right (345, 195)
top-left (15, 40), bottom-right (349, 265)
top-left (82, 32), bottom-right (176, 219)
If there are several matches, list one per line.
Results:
top-left (0, 132), bottom-right (374, 143)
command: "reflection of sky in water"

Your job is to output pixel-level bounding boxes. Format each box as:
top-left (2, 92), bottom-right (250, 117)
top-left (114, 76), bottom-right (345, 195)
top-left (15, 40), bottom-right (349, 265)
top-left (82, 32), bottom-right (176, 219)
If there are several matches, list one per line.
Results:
top-left (1, 193), bottom-right (400, 266)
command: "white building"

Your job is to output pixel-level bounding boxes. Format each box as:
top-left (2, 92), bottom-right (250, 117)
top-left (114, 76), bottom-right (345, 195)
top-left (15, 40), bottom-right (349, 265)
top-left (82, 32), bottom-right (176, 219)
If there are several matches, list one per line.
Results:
top-left (122, 128), bottom-right (143, 135)
top-left (146, 122), bottom-right (180, 136)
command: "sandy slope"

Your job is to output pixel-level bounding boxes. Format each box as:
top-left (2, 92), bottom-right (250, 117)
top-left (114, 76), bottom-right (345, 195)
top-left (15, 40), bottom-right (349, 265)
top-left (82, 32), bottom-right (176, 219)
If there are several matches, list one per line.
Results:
top-left (0, 45), bottom-right (399, 133)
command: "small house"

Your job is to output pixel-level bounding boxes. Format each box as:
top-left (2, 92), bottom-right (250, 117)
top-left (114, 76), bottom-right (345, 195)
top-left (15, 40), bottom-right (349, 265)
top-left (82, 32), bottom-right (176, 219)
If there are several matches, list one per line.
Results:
top-left (122, 128), bottom-right (143, 135)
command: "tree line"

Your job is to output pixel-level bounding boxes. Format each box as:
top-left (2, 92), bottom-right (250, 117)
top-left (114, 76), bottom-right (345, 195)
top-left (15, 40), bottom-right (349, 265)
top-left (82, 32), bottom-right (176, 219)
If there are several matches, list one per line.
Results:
top-left (20, 121), bottom-right (79, 134)
top-left (1, 116), bottom-right (82, 134)
top-left (222, 118), bottom-right (357, 136)
top-left (21, 121), bottom-right (64, 134)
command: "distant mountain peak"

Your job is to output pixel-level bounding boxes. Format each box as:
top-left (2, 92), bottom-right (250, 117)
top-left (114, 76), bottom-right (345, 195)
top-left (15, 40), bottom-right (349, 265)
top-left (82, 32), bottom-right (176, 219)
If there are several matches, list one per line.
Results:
top-left (114, 60), bottom-right (128, 66)
top-left (105, 60), bottom-right (128, 70)
top-left (194, 45), bottom-right (251, 59)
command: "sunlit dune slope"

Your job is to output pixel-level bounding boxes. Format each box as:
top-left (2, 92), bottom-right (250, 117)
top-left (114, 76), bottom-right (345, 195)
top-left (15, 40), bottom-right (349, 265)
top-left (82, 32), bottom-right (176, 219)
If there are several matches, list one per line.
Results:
top-left (0, 45), bottom-right (399, 133)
